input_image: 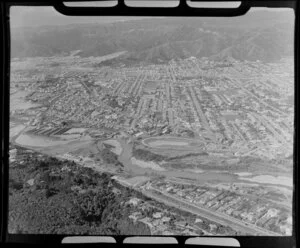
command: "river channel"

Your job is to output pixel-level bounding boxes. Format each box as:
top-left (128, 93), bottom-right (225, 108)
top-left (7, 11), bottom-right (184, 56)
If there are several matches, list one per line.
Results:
top-left (117, 138), bottom-right (237, 183)
top-left (13, 131), bottom-right (292, 188)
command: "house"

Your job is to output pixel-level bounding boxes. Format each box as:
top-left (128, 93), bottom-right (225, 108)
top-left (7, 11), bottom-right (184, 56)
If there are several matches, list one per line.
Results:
top-left (175, 221), bottom-right (187, 228)
top-left (134, 132), bottom-right (144, 137)
top-left (153, 212), bottom-right (163, 219)
top-left (161, 217), bottom-right (171, 223)
top-left (128, 198), bottom-right (140, 206)
top-left (152, 219), bottom-right (160, 227)
top-left (265, 208), bottom-right (279, 218)
top-left (209, 224), bottom-right (217, 232)
top-left (176, 191), bottom-right (184, 197)
top-left (195, 218), bottom-right (203, 224)
top-left (138, 218), bottom-right (153, 229)
top-left (61, 165), bottom-right (71, 172)
top-left (157, 224), bottom-right (168, 231)
top-left (280, 224), bottom-right (292, 235)
top-left (26, 179), bottom-right (35, 186)
top-left (162, 230), bottom-right (175, 235)
top-left (129, 215), bottom-right (138, 222)
top-left (166, 186), bottom-right (173, 192)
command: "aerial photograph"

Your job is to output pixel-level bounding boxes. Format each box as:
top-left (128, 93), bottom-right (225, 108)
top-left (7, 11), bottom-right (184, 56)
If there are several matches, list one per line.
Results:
top-left (8, 6), bottom-right (294, 236)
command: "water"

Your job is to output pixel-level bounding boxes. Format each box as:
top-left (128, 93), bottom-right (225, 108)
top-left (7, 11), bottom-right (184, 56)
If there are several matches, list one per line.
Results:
top-left (10, 91), bottom-right (41, 111)
top-left (148, 140), bottom-right (189, 147)
top-left (143, 136), bottom-right (202, 148)
top-left (10, 124), bottom-right (25, 139)
top-left (117, 138), bottom-right (236, 183)
top-left (240, 175), bottom-right (292, 187)
top-left (15, 133), bottom-right (72, 147)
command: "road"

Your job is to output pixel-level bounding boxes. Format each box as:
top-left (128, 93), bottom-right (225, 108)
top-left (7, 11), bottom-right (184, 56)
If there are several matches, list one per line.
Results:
top-left (187, 85), bottom-right (216, 142)
top-left (252, 112), bottom-right (288, 145)
top-left (80, 81), bottom-right (92, 95)
top-left (227, 77), bottom-right (286, 116)
top-left (140, 186), bottom-right (280, 236)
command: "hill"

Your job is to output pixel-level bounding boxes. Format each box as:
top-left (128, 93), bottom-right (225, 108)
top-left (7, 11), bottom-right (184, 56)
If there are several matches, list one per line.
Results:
top-left (11, 11), bottom-right (294, 63)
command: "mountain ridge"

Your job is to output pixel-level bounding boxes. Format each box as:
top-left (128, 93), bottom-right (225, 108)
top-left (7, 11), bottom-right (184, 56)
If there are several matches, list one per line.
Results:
top-left (11, 11), bottom-right (294, 63)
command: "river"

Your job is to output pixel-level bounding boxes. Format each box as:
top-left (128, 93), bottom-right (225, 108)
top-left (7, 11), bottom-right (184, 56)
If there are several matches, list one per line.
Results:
top-left (116, 138), bottom-right (293, 188)
top-left (117, 138), bottom-right (237, 183)
top-left (10, 90), bottom-right (41, 111)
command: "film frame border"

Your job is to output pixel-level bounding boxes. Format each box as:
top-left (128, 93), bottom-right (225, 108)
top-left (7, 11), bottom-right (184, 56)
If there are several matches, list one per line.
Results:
top-left (0, 1), bottom-right (298, 247)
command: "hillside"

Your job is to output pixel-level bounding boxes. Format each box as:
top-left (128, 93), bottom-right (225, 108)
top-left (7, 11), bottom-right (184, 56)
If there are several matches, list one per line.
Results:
top-left (8, 147), bottom-right (151, 234)
top-left (11, 11), bottom-right (294, 63)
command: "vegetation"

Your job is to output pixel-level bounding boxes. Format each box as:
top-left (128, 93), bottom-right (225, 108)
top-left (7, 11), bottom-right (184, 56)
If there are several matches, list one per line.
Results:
top-left (167, 152), bottom-right (208, 161)
top-left (132, 148), bottom-right (166, 162)
top-left (100, 148), bottom-right (123, 167)
top-left (8, 149), bottom-right (149, 234)
top-left (132, 147), bottom-right (208, 171)
top-left (9, 147), bottom-right (238, 235)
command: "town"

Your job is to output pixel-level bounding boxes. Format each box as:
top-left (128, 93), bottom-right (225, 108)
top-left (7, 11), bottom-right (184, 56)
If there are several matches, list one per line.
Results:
top-left (9, 54), bottom-right (294, 236)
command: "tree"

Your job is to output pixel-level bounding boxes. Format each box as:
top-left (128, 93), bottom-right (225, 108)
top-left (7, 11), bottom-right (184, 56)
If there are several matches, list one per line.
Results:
top-left (45, 186), bottom-right (59, 198)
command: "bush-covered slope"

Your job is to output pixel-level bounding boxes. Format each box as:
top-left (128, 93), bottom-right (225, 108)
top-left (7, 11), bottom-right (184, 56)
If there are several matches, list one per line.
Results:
top-left (8, 149), bottom-right (150, 235)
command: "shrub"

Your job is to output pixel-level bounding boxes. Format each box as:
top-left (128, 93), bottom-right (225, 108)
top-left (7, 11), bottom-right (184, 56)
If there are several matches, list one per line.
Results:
top-left (45, 186), bottom-right (59, 198)
top-left (10, 179), bottom-right (23, 191)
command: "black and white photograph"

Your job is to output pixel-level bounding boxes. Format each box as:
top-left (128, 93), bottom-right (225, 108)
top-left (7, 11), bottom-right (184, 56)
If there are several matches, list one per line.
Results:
top-left (8, 4), bottom-right (294, 236)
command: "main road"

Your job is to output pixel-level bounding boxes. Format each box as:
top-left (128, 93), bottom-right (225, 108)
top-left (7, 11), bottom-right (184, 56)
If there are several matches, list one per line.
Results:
top-left (140, 186), bottom-right (280, 236)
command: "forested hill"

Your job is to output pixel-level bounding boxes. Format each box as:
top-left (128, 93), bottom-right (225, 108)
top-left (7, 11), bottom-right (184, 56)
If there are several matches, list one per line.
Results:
top-left (9, 147), bottom-right (151, 235)
top-left (11, 10), bottom-right (294, 63)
